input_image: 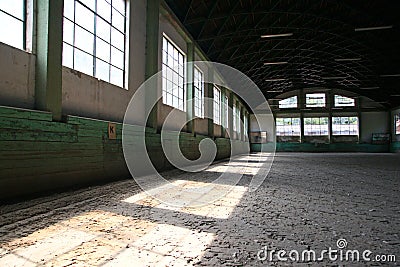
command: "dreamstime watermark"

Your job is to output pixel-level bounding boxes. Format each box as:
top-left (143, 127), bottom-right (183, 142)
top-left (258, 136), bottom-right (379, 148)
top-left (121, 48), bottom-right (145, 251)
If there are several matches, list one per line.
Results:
top-left (122, 62), bottom-right (276, 207)
top-left (257, 239), bottom-right (396, 263)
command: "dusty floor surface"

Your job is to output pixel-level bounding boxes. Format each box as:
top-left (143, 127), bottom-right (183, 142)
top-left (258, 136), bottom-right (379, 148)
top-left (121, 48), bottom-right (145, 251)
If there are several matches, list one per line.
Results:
top-left (0, 153), bottom-right (399, 266)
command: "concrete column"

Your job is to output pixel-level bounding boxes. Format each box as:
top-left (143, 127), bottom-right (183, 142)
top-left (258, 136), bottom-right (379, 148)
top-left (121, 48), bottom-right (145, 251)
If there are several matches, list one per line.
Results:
top-left (186, 42), bottom-right (195, 134)
top-left (357, 97), bottom-right (362, 143)
top-left (327, 91), bottom-right (334, 143)
top-left (299, 90), bottom-right (305, 142)
top-left (35, 0), bottom-right (63, 121)
top-left (145, 0), bottom-right (160, 130)
top-left (207, 69), bottom-right (214, 138)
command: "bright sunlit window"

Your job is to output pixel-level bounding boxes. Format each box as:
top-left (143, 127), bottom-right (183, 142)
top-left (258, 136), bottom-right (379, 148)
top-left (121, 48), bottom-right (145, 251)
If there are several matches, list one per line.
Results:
top-left (213, 86), bottom-right (221, 125)
top-left (395, 114), bottom-right (400, 135)
top-left (0, 1), bottom-right (26, 50)
top-left (244, 113), bottom-right (248, 137)
top-left (162, 35), bottom-right (185, 110)
top-left (63, 0), bottom-right (127, 88)
top-left (194, 67), bottom-right (204, 117)
top-left (306, 93), bottom-right (326, 108)
top-left (279, 96), bottom-right (297, 109)
top-left (334, 95), bottom-right (355, 107)
top-left (332, 116), bottom-right (358, 135)
top-left (304, 117), bottom-right (329, 136)
top-left (276, 117), bottom-right (301, 136)
top-left (233, 103), bottom-right (241, 134)
top-left (223, 94), bottom-right (229, 128)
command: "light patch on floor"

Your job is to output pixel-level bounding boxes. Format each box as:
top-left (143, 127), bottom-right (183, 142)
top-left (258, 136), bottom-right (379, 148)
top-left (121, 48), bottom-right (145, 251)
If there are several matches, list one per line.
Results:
top-left (122, 180), bottom-right (247, 219)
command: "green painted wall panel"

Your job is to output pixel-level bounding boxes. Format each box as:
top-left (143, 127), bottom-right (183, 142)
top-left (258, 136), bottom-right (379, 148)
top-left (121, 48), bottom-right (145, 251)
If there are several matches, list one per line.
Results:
top-left (0, 106), bottom-right (240, 200)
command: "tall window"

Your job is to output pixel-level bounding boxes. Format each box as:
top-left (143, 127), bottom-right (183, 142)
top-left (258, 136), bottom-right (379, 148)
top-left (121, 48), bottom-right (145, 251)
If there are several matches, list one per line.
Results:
top-left (223, 94), bottom-right (229, 128)
top-left (63, 0), bottom-right (127, 88)
top-left (395, 114), bottom-right (400, 135)
top-left (279, 96), bottom-right (297, 109)
top-left (335, 95), bottom-right (355, 107)
top-left (332, 116), bottom-right (359, 135)
top-left (0, 1), bottom-right (26, 50)
top-left (304, 117), bottom-right (329, 136)
top-left (244, 113), bottom-right (248, 137)
top-left (162, 36), bottom-right (185, 110)
top-left (276, 118), bottom-right (301, 136)
top-left (213, 86), bottom-right (221, 125)
top-left (194, 67), bottom-right (204, 117)
top-left (233, 103), bottom-right (241, 134)
top-left (306, 93), bottom-right (326, 108)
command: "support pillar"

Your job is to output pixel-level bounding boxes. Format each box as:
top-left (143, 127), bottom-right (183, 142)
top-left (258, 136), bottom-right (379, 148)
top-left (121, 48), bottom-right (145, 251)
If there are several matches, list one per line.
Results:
top-left (186, 42), bottom-right (195, 134)
top-left (145, 0), bottom-right (160, 130)
top-left (207, 69), bottom-right (214, 138)
top-left (35, 0), bottom-right (63, 121)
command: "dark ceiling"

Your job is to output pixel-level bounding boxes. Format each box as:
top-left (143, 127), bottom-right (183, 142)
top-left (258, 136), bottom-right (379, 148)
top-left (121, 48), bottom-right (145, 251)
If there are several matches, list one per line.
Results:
top-left (164, 0), bottom-right (400, 107)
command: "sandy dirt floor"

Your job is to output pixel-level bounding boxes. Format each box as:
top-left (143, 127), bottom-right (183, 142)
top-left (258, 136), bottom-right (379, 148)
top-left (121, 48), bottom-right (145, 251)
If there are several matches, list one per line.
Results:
top-left (0, 153), bottom-right (399, 266)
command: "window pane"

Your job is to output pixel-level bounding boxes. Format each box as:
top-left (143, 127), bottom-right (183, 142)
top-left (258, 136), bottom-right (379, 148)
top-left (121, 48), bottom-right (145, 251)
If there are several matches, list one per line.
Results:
top-left (279, 96), bottom-right (297, 109)
top-left (80, 0), bottom-right (95, 11)
top-left (0, 12), bottom-right (23, 50)
top-left (95, 58), bottom-right (109, 81)
top-left (96, 16), bottom-right (111, 41)
top-left (64, 0), bottom-right (75, 20)
top-left (97, 0), bottom-right (111, 22)
top-left (0, 1), bottom-right (24, 20)
top-left (110, 66), bottom-right (123, 87)
top-left (306, 93), bottom-right (326, 107)
top-left (63, 18), bottom-right (74, 44)
top-left (111, 47), bottom-right (124, 68)
top-left (75, 26), bottom-right (94, 54)
top-left (75, 2), bottom-right (94, 32)
top-left (111, 27), bottom-right (124, 50)
top-left (113, 0), bottom-right (125, 14)
top-left (62, 43), bottom-right (74, 68)
top-left (112, 8), bottom-right (125, 31)
top-left (96, 37), bottom-right (110, 61)
top-left (74, 49), bottom-right (93, 76)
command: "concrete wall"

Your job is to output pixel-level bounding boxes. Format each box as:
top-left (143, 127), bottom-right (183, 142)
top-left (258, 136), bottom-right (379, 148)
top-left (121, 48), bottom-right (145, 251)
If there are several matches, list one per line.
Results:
top-left (360, 111), bottom-right (389, 143)
top-left (0, 43), bottom-right (35, 109)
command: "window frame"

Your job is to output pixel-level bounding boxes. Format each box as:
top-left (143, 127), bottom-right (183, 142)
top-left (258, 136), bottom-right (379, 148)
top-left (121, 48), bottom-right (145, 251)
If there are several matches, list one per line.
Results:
top-left (303, 116), bottom-right (329, 136)
top-left (193, 66), bottom-right (204, 118)
top-left (306, 93), bottom-right (326, 108)
top-left (395, 114), bottom-right (400, 135)
top-left (332, 116), bottom-right (359, 136)
top-left (0, 0), bottom-right (29, 51)
top-left (62, 0), bottom-right (128, 88)
top-left (334, 95), bottom-right (355, 107)
top-left (223, 93), bottom-right (229, 128)
top-left (161, 34), bottom-right (186, 111)
top-left (279, 96), bottom-right (298, 109)
top-left (275, 117), bottom-right (301, 136)
top-left (213, 85), bottom-right (221, 125)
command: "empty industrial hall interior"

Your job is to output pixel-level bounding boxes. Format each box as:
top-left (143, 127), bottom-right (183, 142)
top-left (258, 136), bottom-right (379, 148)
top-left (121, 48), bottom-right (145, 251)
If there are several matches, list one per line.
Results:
top-left (0, 0), bottom-right (400, 266)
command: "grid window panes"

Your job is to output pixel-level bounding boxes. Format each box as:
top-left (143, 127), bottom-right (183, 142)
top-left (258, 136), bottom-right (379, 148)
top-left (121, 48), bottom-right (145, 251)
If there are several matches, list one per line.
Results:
top-left (63, 0), bottom-right (127, 88)
top-left (306, 93), bottom-right (326, 108)
top-left (223, 94), bottom-right (229, 128)
top-left (194, 67), bottom-right (204, 117)
top-left (233, 104), bottom-right (241, 134)
top-left (162, 36), bottom-right (185, 111)
top-left (279, 96), bottom-right (297, 109)
top-left (244, 113), bottom-right (248, 137)
top-left (335, 95), bottom-right (355, 107)
top-left (304, 117), bottom-right (329, 136)
top-left (276, 118), bottom-right (301, 136)
top-left (0, 1), bottom-right (25, 50)
top-left (395, 114), bottom-right (400, 135)
top-left (233, 103), bottom-right (237, 132)
top-left (332, 116), bottom-right (359, 135)
top-left (213, 86), bottom-right (221, 125)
